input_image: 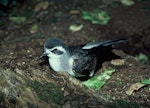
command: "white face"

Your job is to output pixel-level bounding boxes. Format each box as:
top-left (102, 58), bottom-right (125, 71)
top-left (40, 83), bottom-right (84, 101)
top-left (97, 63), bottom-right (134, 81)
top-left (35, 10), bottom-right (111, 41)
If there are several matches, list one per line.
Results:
top-left (45, 46), bottom-right (66, 59)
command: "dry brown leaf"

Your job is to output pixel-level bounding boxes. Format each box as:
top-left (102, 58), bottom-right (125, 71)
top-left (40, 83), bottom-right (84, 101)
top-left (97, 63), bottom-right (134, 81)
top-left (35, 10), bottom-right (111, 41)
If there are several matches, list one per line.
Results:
top-left (70, 10), bottom-right (80, 14)
top-left (111, 59), bottom-right (125, 66)
top-left (126, 82), bottom-right (145, 95)
top-left (34, 1), bottom-right (49, 12)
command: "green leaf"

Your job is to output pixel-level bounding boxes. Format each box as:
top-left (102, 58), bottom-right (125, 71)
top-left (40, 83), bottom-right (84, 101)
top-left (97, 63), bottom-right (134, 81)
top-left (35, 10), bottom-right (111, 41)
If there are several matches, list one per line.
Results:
top-left (82, 10), bottom-right (111, 25)
top-left (0, 20), bottom-right (4, 26)
top-left (83, 78), bottom-right (105, 90)
top-left (120, 0), bottom-right (135, 6)
top-left (0, 0), bottom-right (9, 6)
top-left (135, 53), bottom-right (149, 64)
top-left (82, 11), bottom-right (92, 20)
top-left (111, 59), bottom-right (125, 66)
top-left (9, 16), bottom-right (26, 24)
top-left (83, 68), bottom-right (115, 90)
top-left (69, 24), bottom-right (83, 32)
top-left (141, 79), bottom-right (150, 85)
top-left (30, 24), bottom-right (38, 33)
top-left (0, 0), bottom-right (16, 6)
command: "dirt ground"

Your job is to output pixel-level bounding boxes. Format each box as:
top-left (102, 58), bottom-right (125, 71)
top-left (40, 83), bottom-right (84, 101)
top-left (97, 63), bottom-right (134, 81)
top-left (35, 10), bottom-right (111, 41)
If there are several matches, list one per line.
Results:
top-left (0, 0), bottom-right (150, 108)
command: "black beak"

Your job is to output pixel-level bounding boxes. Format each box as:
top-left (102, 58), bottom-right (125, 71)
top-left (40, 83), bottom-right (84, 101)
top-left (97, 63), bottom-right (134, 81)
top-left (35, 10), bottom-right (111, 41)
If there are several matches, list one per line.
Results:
top-left (39, 52), bottom-right (49, 66)
top-left (40, 52), bottom-right (47, 59)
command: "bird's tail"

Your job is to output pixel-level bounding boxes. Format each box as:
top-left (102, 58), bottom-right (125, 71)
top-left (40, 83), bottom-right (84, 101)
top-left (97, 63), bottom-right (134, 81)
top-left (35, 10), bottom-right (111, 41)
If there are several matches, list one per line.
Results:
top-left (102, 38), bottom-right (127, 46)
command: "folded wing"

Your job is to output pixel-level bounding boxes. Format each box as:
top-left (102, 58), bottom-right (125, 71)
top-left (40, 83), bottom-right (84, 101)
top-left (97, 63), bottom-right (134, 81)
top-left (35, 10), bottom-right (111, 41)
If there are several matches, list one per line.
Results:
top-left (82, 39), bottom-right (127, 49)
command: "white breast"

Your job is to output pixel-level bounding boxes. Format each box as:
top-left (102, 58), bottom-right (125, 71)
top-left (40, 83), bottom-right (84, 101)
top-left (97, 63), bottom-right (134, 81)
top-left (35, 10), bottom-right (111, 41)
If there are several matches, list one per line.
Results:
top-left (48, 57), bottom-right (75, 76)
top-left (49, 58), bottom-right (61, 72)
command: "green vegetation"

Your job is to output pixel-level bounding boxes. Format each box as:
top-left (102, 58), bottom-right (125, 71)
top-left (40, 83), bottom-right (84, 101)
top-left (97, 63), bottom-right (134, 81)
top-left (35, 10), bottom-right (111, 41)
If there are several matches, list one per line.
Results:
top-left (0, 20), bottom-right (4, 26)
top-left (0, 75), bottom-right (8, 86)
top-left (141, 79), bottom-right (150, 85)
top-left (27, 103), bottom-right (39, 108)
top-left (28, 80), bottom-right (63, 105)
top-left (9, 16), bottom-right (26, 24)
top-left (108, 100), bottom-right (142, 108)
top-left (0, 0), bottom-right (17, 16)
top-left (0, 91), bottom-right (4, 103)
top-left (82, 10), bottom-right (111, 25)
top-left (120, 0), bottom-right (135, 6)
top-left (30, 24), bottom-right (38, 33)
top-left (8, 11), bottom-right (33, 24)
top-left (83, 68), bottom-right (115, 90)
top-left (69, 24), bottom-right (83, 32)
top-left (102, 94), bottom-right (111, 101)
top-left (0, 0), bottom-right (16, 6)
top-left (135, 53), bottom-right (149, 64)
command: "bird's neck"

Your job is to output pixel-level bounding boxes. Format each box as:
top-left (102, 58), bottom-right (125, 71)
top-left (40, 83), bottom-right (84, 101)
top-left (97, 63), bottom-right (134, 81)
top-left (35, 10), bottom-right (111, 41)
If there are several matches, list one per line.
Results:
top-left (48, 53), bottom-right (75, 76)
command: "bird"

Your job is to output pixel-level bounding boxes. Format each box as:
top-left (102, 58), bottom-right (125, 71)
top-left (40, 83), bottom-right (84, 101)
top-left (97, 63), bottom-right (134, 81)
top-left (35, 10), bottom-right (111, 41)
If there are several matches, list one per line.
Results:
top-left (40, 37), bottom-right (127, 78)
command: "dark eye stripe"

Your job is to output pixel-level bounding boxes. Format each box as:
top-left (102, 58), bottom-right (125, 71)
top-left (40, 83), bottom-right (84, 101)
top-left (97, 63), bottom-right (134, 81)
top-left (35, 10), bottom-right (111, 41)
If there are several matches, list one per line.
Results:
top-left (51, 49), bottom-right (63, 55)
top-left (51, 49), bottom-right (57, 53)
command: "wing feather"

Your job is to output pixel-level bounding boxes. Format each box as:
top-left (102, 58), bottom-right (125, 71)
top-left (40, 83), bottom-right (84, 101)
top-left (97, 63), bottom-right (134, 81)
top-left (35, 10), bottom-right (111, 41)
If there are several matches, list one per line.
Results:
top-left (82, 39), bottom-right (127, 49)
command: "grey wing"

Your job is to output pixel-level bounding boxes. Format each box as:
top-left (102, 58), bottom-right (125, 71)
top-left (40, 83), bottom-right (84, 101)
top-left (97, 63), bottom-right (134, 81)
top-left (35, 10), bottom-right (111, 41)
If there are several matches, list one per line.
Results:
top-left (72, 50), bottom-right (97, 77)
top-left (82, 39), bottom-right (127, 49)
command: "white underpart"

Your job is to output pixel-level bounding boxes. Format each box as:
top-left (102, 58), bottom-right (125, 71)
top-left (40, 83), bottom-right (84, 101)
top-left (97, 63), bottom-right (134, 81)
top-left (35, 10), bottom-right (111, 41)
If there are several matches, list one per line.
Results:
top-left (46, 46), bottom-right (75, 76)
top-left (89, 70), bottom-right (94, 77)
top-left (49, 57), bottom-right (75, 76)
top-left (49, 58), bottom-right (61, 71)
top-left (68, 57), bottom-right (75, 75)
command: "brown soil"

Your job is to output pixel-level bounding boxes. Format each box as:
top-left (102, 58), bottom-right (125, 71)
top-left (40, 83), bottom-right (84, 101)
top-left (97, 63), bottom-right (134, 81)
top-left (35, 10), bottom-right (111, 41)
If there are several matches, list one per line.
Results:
top-left (0, 0), bottom-right (150, 108)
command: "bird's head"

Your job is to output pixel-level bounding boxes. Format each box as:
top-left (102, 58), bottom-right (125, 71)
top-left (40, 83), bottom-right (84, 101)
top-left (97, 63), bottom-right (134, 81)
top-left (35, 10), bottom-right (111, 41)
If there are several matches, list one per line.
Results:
top-left (40, 38), bottom-right (69, 59)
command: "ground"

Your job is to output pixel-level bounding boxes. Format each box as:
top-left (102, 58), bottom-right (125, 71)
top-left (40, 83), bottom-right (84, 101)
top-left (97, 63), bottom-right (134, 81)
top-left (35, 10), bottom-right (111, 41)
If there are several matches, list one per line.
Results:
top-left (0, 0), bottom-right (150, 108)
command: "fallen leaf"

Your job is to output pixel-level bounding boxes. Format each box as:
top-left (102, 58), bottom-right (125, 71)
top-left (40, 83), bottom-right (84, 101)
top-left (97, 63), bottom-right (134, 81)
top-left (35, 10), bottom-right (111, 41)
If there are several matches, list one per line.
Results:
top-left (120, 0), bottom-right (134, 6)
top-left (30, 24), bottom-right (38, 34)
top-left (135, 53), bottom-right (149, 64)
top-left (83, 68), bottom-right (115, 90)
top-left (70, 10), bottom-right (80, 14)
top-left (9, 16), bottom-right (26, 24)
top-left (111, 59), bottom-right (125, 66)
top-left (126, 83), bottom-right (145, 95)
top-left (82, 10), bottom-right (111, 25)
top-left (141, 79), bottom-right (150, 85)
top-left (34, 1), bottom-right (49, 12)
top-left (69, 24), bottom-right (83, 32)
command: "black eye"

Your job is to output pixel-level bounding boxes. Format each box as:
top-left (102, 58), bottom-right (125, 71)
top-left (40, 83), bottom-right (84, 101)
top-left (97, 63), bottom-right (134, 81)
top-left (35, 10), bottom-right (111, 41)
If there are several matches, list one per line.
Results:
top-left (51, 49), bottom-right (63, 55)
top-left (51, 49), bottom-right (57, 53)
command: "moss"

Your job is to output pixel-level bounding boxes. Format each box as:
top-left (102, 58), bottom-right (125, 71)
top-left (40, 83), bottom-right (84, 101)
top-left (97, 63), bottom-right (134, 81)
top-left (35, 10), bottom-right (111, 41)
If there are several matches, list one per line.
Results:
top-left (107, 99), bottom-right (142, 108)
top-left (0, 91), bottom-right (4, 103)
top-left (27, 80), bottom-right (63, 105)
top-left (0, 76), bottom-right (8, 86)
top-left (27, 102), bottom-right (38, 108)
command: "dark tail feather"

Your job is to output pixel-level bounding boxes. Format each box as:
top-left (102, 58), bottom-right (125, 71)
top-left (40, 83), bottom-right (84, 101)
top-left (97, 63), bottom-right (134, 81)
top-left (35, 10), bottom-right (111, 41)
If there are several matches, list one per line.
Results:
top-left (102, 38), bottom-right (127, 46)
top-left (94, 39), bottom-right (127, 72)
top-left (82, 38), bottom-right (127, 49)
